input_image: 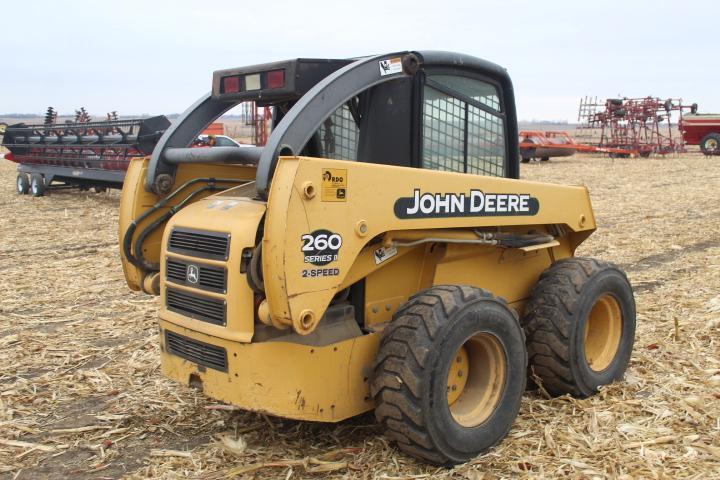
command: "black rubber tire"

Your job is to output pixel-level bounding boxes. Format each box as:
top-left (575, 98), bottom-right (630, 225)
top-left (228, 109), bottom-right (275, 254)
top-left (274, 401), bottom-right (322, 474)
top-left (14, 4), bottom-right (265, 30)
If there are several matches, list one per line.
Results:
top-left (371, 285), bottom-right (527, 465)
top-left (521, 157), bottom-right (531, 163)
top-left (30, 174), bottom-right (46, 197)
top-left (699, 133), bottom-right (720, 156)
top-left (93, 186), bottom-right (107, 193)
top-left (16, 173), bottom-right (30, 195)
top-left (540, 157), bottom-right (550, 162)
top-left (522, 258), bottom-right (636, 398)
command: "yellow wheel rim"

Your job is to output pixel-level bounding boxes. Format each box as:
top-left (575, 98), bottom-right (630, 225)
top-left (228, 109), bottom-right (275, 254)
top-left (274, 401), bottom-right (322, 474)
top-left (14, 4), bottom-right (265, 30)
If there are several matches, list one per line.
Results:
top-left (447, 333), bottom-right (506, 427)
top-left (584, 294), bottom-right (623, 372)
top-left (446, 346), bottom-right (469, 406)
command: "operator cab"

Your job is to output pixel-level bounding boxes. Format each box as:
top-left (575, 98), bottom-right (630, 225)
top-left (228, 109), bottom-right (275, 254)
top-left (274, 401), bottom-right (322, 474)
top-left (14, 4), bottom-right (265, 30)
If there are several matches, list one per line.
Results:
top-left (146, 51), bottom-right (519, 196)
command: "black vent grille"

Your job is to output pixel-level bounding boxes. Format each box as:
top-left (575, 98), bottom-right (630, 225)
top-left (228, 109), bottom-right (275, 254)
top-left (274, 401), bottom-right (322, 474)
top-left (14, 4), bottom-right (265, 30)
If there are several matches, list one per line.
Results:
top-left (165, 331), bottom-right (228, 372)
top-left (166, 287), bottom-right (226, 326)
top-left (166, 258), bottom-right (227, 293)
top-left (168, 228), bottom-right (230, 260)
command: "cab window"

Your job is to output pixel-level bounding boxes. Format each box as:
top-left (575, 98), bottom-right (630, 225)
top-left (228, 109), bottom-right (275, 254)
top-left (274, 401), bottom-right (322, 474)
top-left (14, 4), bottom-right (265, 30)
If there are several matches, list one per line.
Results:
top-left (422, 74), bottom-right (506, 177)
top-left (317, 104), bottom-right (359, 161)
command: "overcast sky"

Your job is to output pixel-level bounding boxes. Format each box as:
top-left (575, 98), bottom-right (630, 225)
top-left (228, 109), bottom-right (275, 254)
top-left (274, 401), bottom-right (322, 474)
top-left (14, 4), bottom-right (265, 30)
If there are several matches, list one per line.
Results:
top-left (1, 0), bottom-right (717, 121)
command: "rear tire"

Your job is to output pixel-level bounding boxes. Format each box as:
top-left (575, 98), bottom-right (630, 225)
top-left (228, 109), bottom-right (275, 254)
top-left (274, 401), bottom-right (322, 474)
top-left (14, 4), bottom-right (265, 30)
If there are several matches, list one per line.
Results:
top-left (699, 133), bottom-right (720, 155)
top-left (371, 285), bottom-right (527, 465)
top-left (16, 173), bottom-right (29, 195)
top-left (30, 174), bottom-right (46, 197)
top-left (522, 258), bottom-right (636, 397)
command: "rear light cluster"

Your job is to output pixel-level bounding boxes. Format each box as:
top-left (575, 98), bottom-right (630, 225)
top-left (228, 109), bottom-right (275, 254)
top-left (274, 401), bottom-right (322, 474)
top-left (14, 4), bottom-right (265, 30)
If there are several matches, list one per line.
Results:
top-left (221, 69), bottom-right (285, 94)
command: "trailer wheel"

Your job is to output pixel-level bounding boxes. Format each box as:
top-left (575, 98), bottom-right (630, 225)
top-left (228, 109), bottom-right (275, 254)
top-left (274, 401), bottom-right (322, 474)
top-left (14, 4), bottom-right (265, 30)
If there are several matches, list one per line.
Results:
top-left (699, 133), bottom-right (720, 155)
top-left (16, 173), bottom-right (30, 195)
top-left (30, 174), bottom-right (46, 197)
top-left (540, 157), bottom-right (550, 162)
top-left (371, 285), bottom-right (526, 465)
top-left (522, 258), bottom-right (636, 397)
top-left (93, 186), bottom-right (107, 193)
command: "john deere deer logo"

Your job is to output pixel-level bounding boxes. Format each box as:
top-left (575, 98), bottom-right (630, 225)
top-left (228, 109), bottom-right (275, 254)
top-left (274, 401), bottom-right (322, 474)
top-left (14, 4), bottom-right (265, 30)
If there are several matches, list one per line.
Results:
top-left (186, 264), bottom-right (199, 284)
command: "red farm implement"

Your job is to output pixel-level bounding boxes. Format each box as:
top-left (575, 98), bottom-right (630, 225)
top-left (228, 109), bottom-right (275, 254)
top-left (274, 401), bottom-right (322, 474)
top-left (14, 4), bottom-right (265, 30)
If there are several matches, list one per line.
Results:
top-left (680, 113), bottom-right (720, 155)
top-left (576, 96), bottom-right (696, 157)
top-left (519, 130), bottom-right (636, 162)
top-left (2, 107), bottom-right (169, 196)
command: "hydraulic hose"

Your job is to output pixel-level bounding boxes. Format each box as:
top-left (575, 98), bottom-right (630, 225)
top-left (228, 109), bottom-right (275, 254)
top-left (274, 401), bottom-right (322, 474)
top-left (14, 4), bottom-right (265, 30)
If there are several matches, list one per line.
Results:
top-left (122, 177), bottom-right (246, 271)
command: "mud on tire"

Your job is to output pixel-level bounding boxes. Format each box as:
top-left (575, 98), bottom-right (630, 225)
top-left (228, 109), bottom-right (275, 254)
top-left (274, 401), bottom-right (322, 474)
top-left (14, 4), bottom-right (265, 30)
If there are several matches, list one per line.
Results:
top-left (523, 258), bottom-right (636, 397)
top-left (370, 285), bottom-right (527, 465)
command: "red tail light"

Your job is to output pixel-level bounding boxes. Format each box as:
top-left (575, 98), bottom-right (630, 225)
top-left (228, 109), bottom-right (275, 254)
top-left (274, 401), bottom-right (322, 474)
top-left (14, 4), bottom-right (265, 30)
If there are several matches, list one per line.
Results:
top-left (222, 76), bottom-right (241, 94)
top-left (4, 152), bottom-right (15, 162)
top-left (266, 69), bottom-right (285, 89)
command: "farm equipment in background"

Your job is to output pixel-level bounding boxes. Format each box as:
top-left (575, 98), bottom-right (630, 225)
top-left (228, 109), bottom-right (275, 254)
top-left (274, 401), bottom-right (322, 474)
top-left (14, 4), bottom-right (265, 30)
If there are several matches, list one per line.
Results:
top-left (576, 96), bottom-right (696, 157)
top-left (519, 130), bottom-right (642, 162)
top-left (119, 51), bottom-right (636, 465)
top-left (1, 108), bottom-right (169, 196)
top-left (519, 131), bottom-right (577, 162)
top-left (680, 113), bottom-right (720, 155)
top-left (251, 103), bottom-right (272, 146)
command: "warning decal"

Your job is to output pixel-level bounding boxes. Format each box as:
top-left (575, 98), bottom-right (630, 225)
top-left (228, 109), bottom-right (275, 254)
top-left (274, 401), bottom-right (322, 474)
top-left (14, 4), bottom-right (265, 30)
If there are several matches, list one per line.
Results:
top-left (321, 168), bottom-right (347, 202)
top-left (374, 246), bottom-right (398, 265)
top-left (379, 58), bottom-right (402, 76)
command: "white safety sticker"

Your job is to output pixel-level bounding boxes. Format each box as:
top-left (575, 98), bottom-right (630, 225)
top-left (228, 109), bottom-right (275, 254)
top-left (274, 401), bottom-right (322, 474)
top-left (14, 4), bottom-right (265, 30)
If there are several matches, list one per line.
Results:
top-left (374, 246), bottom-right (398, 265)
top-left (379, 58), bottom-right (402, 76)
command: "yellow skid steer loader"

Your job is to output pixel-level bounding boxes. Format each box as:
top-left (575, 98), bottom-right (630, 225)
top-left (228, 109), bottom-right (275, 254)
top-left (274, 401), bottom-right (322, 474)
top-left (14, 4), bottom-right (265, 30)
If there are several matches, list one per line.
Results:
top-left (119, 51), bottom-right (636, 465)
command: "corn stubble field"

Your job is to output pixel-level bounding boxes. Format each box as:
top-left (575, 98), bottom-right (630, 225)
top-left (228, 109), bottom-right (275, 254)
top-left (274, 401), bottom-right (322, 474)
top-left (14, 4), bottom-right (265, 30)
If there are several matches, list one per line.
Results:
top-left (0, 153), bottom-right (719, 479)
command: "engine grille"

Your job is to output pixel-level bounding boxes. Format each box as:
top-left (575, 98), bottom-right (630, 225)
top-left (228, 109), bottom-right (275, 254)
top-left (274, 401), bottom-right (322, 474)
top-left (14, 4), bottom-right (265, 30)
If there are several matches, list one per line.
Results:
top-left (166, 258), bottom-right (227, 293)
top-left (166, 287), bottom-right (226, 326)
top-left (168, 228), bottom-right (230, 260)
top-left (165, 330), bottom-right (228, 372)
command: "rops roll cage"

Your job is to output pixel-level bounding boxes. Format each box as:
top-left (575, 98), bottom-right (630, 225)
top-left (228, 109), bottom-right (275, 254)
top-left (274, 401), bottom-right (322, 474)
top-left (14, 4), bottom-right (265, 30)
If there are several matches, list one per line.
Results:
top-left (146, 50), bottom-right (520, 200)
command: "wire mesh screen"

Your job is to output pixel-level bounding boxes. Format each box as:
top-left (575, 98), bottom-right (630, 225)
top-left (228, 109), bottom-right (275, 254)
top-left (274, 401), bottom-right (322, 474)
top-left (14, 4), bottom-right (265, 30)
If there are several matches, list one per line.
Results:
top-left (467, 105), bottom-right (505, 176)
top-left (423, 82), bottom-right (505, 177)
top-left (318, 105), bottom-right (359, 161)
top-left (423, 94), bottom-right (466, 173)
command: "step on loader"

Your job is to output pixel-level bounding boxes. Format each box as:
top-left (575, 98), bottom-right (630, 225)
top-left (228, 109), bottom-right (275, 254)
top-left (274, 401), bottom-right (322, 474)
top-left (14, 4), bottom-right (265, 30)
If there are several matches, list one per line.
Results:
top-left (119, 51), bottom-right (636, 465)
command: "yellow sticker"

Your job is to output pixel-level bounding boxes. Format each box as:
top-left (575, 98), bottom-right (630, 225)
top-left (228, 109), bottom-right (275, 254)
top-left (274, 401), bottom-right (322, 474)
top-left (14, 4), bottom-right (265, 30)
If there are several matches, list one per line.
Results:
top-left (321, 168), bottom-right (347, 202)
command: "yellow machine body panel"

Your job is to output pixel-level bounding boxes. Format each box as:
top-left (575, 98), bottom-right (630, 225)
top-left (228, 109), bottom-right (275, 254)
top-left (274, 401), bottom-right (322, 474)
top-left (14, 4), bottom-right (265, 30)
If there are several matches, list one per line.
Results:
top-left (263, 156), bottom-right (595, 333)
top-left (160, 321), bottom-right (379, 422)
top-left (160, 192), bottom-right (265, 343)
top-left (147, 156), bottom-right (597, 421)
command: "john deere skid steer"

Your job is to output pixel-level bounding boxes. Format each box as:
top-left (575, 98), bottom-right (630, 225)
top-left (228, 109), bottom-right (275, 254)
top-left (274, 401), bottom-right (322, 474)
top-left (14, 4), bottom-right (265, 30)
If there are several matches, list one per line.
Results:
top-left (119, 51), bottom-right (636, 465)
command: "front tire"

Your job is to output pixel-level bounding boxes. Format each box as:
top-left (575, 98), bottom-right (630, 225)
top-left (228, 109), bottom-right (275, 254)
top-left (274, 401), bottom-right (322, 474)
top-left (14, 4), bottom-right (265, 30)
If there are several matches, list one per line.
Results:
top-left (523, 258), bottom-right (636, 397)
top-left (700, 133), bottom-right (720, 155)
top-left (371, 285), bottom-right (527, 465)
